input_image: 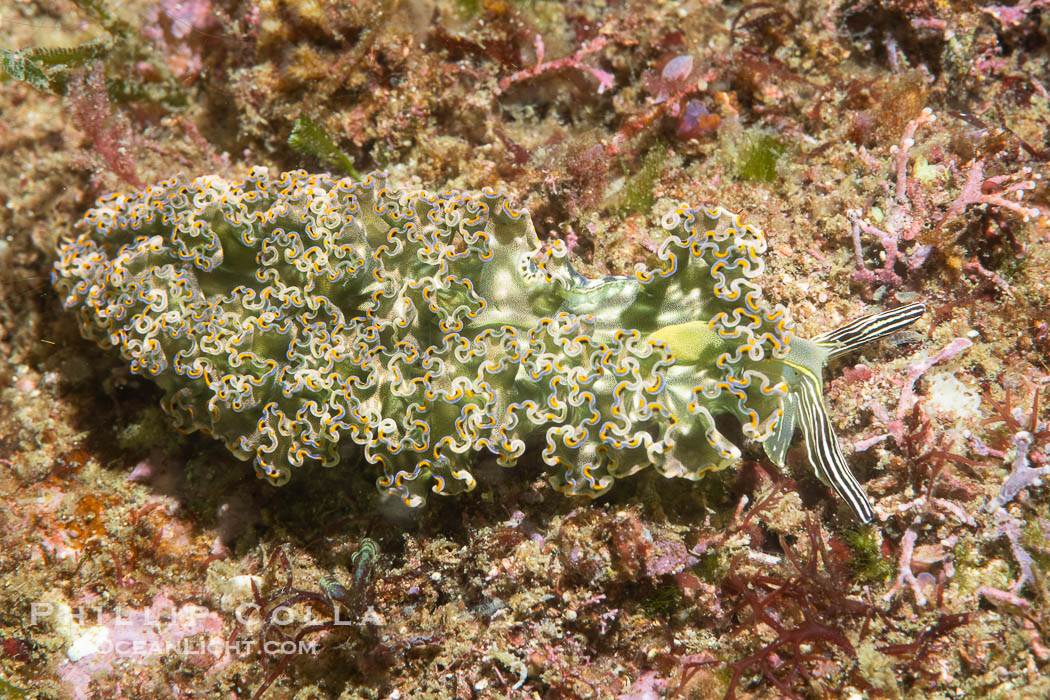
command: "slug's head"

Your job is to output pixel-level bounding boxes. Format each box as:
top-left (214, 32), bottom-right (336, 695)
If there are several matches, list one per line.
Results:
top-left (763, 302), bottom-right (926, 524)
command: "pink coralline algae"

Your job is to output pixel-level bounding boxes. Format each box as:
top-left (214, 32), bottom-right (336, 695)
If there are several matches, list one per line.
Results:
top-left (48, 594), bottom-right (227, 700)
top-left (142, 0), bottom-right (219, 80)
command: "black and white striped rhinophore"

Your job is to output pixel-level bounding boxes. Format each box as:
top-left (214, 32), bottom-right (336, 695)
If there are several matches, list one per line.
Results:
top-left (813, 302), bottom-right (927, 359)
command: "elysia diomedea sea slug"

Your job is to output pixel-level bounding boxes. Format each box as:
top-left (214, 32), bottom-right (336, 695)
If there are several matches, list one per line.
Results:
top-left (52, 169), bottom-right (924, 523)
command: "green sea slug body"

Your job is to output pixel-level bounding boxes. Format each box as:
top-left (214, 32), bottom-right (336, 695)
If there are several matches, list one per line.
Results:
top-left (52, 169), bottom-right (923, 523)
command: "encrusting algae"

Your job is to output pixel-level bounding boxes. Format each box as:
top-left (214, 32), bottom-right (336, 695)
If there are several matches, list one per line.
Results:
top-left (52, 168), bottom-right (923, 522)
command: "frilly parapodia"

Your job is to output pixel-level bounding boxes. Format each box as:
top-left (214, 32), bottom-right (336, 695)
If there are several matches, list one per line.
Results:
top-left (52, 168), bottom-right (924, 522)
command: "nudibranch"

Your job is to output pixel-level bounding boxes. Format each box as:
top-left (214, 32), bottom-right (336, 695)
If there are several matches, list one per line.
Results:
top-left (52, 169), bottom-right (924, 523)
